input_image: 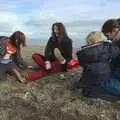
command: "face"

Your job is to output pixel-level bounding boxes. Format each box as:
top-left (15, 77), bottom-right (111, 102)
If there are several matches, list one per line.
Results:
top-left (54, 25), bottom-right (60, 37)
top-left (105, 28), bottom-right (119, 40)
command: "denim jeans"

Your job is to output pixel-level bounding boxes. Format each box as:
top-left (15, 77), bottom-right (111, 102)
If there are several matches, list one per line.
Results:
top-left (101, 78), bottom-right (120, 97)
top-left (112, 68), bottom-right (120, 80)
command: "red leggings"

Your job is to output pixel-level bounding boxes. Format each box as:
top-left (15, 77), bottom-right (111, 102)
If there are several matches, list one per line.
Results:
top-left (25, 53), bottom-right (61, 81)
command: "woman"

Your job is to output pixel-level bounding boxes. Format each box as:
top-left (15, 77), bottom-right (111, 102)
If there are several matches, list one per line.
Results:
top-left (9, 31), bottom-right (28, 70)
top-left (0, 31), bottom-right (28, 70)
top-left (0, 37), bottom-right (26, 83)
top-left (26, 22), bottom-right (72, 80)
top-left (76, 31), bottom-right (120, 98)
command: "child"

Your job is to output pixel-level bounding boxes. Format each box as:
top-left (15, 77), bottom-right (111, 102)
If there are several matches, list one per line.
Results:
top-left (0, 37), bottom-right (26, 83)
top-left (76, 31), bottom-right (120, 98)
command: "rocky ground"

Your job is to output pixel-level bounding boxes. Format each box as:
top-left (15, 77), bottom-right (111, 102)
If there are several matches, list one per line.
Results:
top-left (0, 46), bottom-right (120, 120)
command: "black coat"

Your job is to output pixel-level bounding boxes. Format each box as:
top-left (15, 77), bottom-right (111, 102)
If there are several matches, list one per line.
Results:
top-left (45, 37), bottom-right (72, 62)
top-left (77, 41), bottom-right (120, 86)
top-left (110, 40), bottom-right (120, 71)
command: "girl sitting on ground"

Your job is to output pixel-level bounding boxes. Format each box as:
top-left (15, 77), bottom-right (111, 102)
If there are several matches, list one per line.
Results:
top-left (26, 22), bottom-right (73, 80)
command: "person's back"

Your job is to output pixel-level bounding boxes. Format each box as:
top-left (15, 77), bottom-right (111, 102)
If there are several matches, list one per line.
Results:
top-left (77, 41), bottom-right (111, 86)
top-left (77, 31), bottom-right (120, 97)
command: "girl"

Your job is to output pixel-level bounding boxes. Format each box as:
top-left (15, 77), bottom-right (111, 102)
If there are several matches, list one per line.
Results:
top-left (0, 37), bottom-right (26, 83)
top-left (26, 22), bottom-right (72, 80)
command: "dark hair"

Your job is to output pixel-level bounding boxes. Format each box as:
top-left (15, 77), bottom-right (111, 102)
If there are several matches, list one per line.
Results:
top-left (51, 22), bottom-right (70, 44)
top-left (101, 19), bottom-right (119, 35)
top-left (117, 18), bottom-right (120, 26)
top-left (9, 31), bottom-right (26, 48)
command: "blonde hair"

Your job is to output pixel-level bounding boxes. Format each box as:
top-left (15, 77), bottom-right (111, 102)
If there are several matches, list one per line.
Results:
top-left (86, 31), bottom-right (103, 45)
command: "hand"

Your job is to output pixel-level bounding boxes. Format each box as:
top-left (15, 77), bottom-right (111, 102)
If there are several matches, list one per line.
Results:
top-left (45, 61), bottom-right (52, 70)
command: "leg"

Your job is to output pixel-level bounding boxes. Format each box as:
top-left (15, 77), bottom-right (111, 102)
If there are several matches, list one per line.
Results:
top-left (25, 68), bottom-right (48, 81)
top-left (50, 60), bottom-right (61, 73)
top-left (54, 48), bottom-right (65, 62)
top-left (11, 69), bottom-right (26, 83)
top-left (32, 53), bottom-right (45, 68)
top-left (53, 48), bottom-right (67, 72)
top-left (101, 78), bottom-right (120, 97)
top-left (8, 62), bottom-right (26, 83)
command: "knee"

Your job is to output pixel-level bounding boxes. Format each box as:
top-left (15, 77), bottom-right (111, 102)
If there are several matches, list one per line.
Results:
top-left (53, 48), bottom-right (60, 55)
top-left (32, 54), bottom-right (38, 59)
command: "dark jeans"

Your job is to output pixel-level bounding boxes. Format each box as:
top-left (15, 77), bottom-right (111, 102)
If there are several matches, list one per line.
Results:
top-left (112, 68), bottom-right (120, 80)
top-left (101, 78), bottom-right (120, 97)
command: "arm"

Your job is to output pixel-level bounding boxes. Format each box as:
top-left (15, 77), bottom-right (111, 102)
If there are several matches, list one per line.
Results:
top-left (13, 46), bottom-right (28, 69)
top-left (76, 50), bottom-right (85, 66)
top-left (61, 39), bottom-right (72, 62)
top-left (44, 37), bottom-right (53, 62)
top-left (110, 42), bottom-right (120, 59)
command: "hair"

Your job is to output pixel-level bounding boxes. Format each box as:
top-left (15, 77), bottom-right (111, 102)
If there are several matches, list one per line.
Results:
top-left (116, 18), bottom-right (120, 26)
top-left (86, 31), bottom-right (102, 45)
top-left (101, 19), bottom-right (119, 35)
top-left (51, 22), bottom-right (70, 44)
top-left (9, 31), bottom-right (26, 48)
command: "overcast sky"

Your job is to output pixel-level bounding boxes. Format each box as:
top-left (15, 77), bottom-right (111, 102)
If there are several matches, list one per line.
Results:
top-left (0, 0), bottom-right (119, 47)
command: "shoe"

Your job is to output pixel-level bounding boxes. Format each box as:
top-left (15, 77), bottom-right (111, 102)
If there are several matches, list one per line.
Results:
top-left (60, 74), bottom-right (66, 80)
top-left (61, 62), bottom-right (67, 72)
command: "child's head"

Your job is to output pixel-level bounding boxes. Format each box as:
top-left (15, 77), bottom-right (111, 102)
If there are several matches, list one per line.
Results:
top-left (101, 19), bottom-right (119, 40)
top-left (86, 31), bottom-right (103, 45)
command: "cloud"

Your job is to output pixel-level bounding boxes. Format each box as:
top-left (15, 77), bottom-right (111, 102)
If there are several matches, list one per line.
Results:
top-left (0, 11), bottom-right (19, 36)
top-left (0, 23), bottom-right (12, 33)
top-left (0, 0), bottom-right (119, 47)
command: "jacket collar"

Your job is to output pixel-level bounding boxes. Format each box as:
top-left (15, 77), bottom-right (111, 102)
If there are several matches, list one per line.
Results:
top-left (81, 41), bottom-right (107, 50)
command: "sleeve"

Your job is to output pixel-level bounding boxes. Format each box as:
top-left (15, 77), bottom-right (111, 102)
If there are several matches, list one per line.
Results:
top-left (62, 39), bottom-right (72, 62)
top-left (0, 42), bottom-right (6, 57)
top-left (13, 47), bottom-right (28, 69)
top-left (109, 42), bottom-right (120, 59)
top-left (44, 37), bottom-right (53, 61)
top-left (76, 50), bottom-right (84, 66)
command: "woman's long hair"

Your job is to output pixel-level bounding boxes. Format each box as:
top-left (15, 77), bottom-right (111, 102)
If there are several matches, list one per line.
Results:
top-left (9, 31), bottom-right (26, 49)
top-left (51, 22), bottom-right (70, 44)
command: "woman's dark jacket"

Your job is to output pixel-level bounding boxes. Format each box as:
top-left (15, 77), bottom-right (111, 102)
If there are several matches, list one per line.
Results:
top-left (45, 37), bottom-right (72, 62)
top-left (77, 41), bottom-right (120, 87)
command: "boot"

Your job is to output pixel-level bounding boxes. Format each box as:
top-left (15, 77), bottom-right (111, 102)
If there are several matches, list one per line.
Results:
top-left (61, 62), bottom-right (67, 72)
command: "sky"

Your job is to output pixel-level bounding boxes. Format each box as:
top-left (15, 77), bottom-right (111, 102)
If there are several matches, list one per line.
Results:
top-left (0, 0), bottom-right (119, 47)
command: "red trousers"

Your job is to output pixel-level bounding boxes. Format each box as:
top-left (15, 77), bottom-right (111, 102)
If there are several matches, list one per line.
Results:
top-left (25, 53), bottom-right (61, 81)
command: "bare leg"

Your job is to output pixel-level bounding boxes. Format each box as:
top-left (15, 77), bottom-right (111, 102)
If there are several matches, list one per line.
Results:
top-left (11, 69), bottom-right (26, 83)
top-left (54, 48), bottom-right (67, 72)
top-left (54, 48), bottom-right (65, 63)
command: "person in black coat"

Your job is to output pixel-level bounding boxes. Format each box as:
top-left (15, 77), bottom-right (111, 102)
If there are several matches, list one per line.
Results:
top-left (26, 22), bottom-right (73, 81)
top-left (101, 19), bottom-right (120, 79)
top-left (44, 22), bottom-right (72, 72)
top-left (76, 31), bottom-right (120, 98)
